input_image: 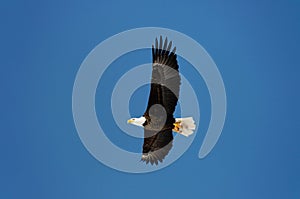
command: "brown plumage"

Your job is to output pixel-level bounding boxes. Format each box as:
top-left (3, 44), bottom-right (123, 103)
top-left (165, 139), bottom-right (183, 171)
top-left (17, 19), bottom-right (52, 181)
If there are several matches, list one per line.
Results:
top-left (141, 36), bottom-right (181, 165)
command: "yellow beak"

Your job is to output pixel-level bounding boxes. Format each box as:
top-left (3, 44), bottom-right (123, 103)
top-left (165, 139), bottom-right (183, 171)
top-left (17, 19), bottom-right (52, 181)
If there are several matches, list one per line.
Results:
top-left (127, 119), bottom-right (133, 124)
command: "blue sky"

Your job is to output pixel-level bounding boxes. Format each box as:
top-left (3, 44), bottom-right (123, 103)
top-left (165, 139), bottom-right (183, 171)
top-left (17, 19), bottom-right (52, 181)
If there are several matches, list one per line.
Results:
top-left (1, 0), bottom-right (300, 198)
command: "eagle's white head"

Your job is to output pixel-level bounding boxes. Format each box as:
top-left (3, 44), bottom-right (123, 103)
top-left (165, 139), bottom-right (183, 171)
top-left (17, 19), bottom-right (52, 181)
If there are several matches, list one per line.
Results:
top-left (127, 116), bottom-right (146, 127)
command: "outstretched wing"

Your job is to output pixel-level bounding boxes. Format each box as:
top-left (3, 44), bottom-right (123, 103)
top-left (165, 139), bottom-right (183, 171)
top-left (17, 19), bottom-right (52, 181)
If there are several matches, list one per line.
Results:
top-left (141, 36), bottom-right (181, 165)
top-left (141, 128), bottom-right (173, 165)
top-left (144, 36), bottom-right (181, 116)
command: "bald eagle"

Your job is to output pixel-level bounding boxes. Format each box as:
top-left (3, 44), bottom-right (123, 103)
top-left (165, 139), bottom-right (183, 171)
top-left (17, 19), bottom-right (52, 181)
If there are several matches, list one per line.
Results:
top-left (127, 36), bottom-right (196, 165)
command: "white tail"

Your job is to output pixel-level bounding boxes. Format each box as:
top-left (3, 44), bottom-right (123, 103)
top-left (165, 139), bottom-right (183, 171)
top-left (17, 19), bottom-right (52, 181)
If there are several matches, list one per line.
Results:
top-left (175, 117), bottom-right (196, 137)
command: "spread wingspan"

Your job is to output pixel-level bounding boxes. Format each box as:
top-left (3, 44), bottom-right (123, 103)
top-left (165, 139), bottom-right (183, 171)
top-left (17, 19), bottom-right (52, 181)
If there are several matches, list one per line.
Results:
top-left (142, 36), bottom-right (181, 165)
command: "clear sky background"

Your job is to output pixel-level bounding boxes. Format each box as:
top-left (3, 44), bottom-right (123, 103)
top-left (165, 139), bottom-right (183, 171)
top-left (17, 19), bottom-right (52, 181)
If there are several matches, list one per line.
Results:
top-left (1, 0), bottom-right (300, 198)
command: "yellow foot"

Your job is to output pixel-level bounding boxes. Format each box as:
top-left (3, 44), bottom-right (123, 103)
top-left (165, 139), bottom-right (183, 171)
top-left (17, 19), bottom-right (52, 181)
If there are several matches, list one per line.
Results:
top-left (173, 122), bottom-right (181, 133)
